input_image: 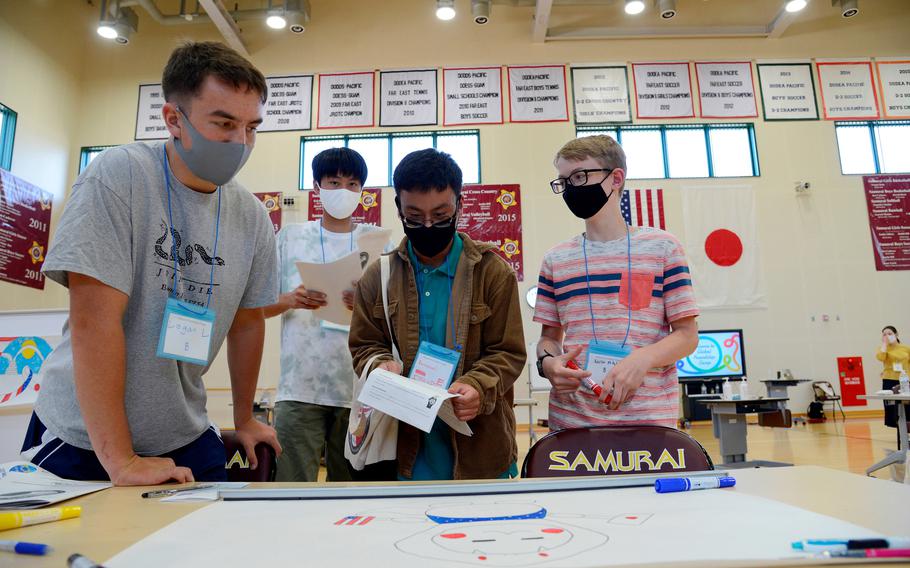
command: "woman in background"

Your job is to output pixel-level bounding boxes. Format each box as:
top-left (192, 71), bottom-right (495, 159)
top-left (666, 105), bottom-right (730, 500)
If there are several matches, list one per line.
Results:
top-left (877, 326), bottom-right (910, 442)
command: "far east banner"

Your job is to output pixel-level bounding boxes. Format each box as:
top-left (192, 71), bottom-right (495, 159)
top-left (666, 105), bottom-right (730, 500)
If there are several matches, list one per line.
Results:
top-left (308, 189), bottom-right (382, 226)
top-left (863, 174), bottom-right (910, 271)
top-left (0, 170), bottom-right (53, 290)
top-left (458, 184), bottom-right (524, 281)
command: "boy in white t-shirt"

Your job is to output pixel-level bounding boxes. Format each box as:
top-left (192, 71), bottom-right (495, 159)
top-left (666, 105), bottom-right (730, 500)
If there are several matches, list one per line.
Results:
top-left (264, 148), bottom-right (391, 481)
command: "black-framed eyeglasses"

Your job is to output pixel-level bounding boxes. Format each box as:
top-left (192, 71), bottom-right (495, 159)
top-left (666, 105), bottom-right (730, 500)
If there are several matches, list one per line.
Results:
top-left (550, 168), bottom-right (614, 194)
top-left (401, 213), bottom-right (457, 230)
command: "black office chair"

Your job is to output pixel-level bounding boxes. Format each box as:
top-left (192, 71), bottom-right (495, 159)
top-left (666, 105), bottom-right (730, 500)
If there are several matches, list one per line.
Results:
top-left (811, 381), bottom-right (846, 421)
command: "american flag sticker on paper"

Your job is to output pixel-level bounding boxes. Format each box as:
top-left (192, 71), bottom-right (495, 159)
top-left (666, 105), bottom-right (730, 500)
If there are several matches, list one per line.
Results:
top-left (621, 188), bottom-right (665, 230)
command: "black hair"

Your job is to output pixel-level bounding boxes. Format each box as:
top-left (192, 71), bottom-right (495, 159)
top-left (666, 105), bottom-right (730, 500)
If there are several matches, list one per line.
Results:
top-left (311, 147), bottom-right (368, 186)
top-left (162, 41), bottom-right (268, 106)
top-left (883, 326), bottom-right (900, 343)
top-left (392, 148), bottom-right (462, 198)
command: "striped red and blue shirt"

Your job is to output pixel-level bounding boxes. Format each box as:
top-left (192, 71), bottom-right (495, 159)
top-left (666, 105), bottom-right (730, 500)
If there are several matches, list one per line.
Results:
top-left (533, 227), bottom-right (698, 430)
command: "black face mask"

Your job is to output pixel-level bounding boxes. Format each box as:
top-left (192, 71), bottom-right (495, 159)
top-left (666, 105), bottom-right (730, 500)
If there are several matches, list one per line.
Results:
top-left (562, 182), bottom-right (614, 219)
top-left (403, 217), bottom-right (458, 258)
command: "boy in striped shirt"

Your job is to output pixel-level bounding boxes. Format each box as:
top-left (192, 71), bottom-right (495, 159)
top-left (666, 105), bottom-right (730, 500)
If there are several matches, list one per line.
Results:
top-left (534, 136), bottom-right (699, 430)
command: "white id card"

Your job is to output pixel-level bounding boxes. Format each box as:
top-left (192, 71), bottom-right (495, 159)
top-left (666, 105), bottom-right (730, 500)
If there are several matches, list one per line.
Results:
top-left (584, 341), bottom-right (631, 385)
top-left (156, 298), bottom-right (215, 365)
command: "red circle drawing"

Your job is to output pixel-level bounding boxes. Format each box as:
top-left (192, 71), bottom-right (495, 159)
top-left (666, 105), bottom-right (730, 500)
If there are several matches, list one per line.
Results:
top-left (704, 229), bottom-right (743, 267)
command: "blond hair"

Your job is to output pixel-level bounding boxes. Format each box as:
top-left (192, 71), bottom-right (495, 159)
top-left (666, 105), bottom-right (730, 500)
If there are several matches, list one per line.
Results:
top-left (555, 135), bottom-right (626, 172)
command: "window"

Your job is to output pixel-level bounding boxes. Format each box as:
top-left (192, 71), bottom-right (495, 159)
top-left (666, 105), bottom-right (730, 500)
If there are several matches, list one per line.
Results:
top-left (300, 130), bottom-right (480, 189)
top-left (79, 146), bottom-right (117, 174)
top-left (835, 121), bottom-right (910, 175)
top-left (0, 102), bottom-right (17, 171)
top-left (577, 123), bottom-right (759, 179)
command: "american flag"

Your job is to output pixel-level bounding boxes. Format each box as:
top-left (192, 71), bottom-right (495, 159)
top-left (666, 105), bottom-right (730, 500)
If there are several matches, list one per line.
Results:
top-left (621, 188), bottom-right (665, 230)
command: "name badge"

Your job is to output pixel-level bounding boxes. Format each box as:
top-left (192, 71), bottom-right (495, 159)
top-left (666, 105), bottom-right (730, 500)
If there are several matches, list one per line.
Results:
top-left (409, 341), bottom-right (461, 389)
top-left (584, 340), bottom-right (632, 385)
top-left (157, 298), bottom-right (216, 365)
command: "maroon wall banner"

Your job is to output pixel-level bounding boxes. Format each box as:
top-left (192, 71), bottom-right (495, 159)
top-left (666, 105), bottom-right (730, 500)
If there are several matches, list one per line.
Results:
top-left (253, 192), bottom-right (283, 234)
top-left (0, 170), bottom-right (53, 290)
top-left (837, 356), bottom-right (868, 407)
top-left (458, 184), bottom-right (523, 281)
top-left (863, 175), bottom-right (910, 271)
top-left (308, 189), bottom-right (382, 226)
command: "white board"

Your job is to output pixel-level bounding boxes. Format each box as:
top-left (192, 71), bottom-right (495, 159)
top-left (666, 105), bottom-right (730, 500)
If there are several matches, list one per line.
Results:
top-left (134, 84), bottom-right (168, 140)
top-left (106, 486), bottom-right (879, 567)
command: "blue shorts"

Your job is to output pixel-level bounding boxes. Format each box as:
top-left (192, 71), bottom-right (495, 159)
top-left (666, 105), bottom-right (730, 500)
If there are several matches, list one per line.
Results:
top-left (20, 412), bottom-right (228, 482)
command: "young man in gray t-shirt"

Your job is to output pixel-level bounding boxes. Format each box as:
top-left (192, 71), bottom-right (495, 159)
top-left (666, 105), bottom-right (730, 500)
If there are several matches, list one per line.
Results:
top-left (20, 42), bottom-right (282, 486)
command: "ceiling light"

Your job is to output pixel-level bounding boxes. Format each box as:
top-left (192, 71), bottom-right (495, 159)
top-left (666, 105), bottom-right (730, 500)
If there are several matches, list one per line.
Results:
top-left (625, 0), bottom-right (646, 15)
top-left (658, 0), bottom-right (677, 19)
top-left (839, 0), bottom-right (858, 18)
top-left (472, 0), bottom-right (491, 24)
top-left (785, 0), bottom-right (807, 13)
top-left (266, 12), bottom-right (287, 29)
top-left (96, 1), bottom-right (137, 45)
top-left (97, 24), bottom-right (118, 39)
top-left (436, 0), bottom-right (456, 20)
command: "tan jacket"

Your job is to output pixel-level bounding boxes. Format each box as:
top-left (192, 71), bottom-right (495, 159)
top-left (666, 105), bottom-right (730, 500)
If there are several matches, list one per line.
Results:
top-left (349, 233), bottom-right (526, 479)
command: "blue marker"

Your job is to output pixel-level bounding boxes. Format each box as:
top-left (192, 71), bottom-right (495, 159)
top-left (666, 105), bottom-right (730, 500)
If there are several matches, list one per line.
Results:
top-left (792, 537), bottom-right (910, 553)
top-left (654, 476), bottom-right (736, 493)
top-left (0, 539), bottom-right (51, 556)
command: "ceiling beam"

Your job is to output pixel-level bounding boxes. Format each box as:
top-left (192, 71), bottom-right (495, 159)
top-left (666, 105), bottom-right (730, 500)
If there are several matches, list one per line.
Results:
top-left (198, 0), bottom-right (250, 57)
top-left (546, 25), bottom-right (772, 41)
top-left (531, 0), bottom-right (554, 43)
top-left (766, 6), bottom-right (801, 39)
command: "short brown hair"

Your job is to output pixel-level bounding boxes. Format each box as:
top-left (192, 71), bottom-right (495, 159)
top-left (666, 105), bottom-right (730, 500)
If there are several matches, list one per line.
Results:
top-left (162, 41), bottom-right (267, 106)
top-left (555, 135), bottom-right (627, 172)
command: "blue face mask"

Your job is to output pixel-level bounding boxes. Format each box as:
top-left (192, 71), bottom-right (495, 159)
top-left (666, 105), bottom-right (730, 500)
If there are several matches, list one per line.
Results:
top-left (173, 108), bottom-right (252, 186)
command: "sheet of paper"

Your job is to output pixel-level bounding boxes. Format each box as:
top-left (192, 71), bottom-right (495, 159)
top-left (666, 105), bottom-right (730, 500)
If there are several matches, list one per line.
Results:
top-left (436, 399), bottom-right (473, 436)
top-left (106, 485), bottom-right (881, 568)
top-left (356, 228), bottom-right (392, 271)
top-left (160, 482), bottom-right (249, 503)
top-left (0, 461), bottom-right (110, 510)
top-left (296, 251), bottom-right (362, 326)
top-left (358, 369), bottom-right (458, 433)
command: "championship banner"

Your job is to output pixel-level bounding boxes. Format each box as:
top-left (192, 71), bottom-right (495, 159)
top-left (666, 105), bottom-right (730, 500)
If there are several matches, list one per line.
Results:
top-left (253, 192), bottom-right (283, 233)
top-left (631, 62), bottom-right (694, 119)
top-left (863, 174), bottom-right (910, 271)
top-left (694, 62), bottom-right (758, 118)
top-left (260, 75), bottom-right (314, 132)
top-left (317, 72), bottom-right (375, 129)
top-left (308, 188), bottom-right (382, 226)
top-left (379, 69), bottom-right (438, 127)
top-left (443, 67), bottom-right (504, 126)
top-left (134, 83), bottom-right (168, 140)
top-left (816, 61), bottom-right (880, 120)
top-left (0, 170), bottom-right (52, 290)
top-left (875, 60), bottom-right (910, 119)
top-left (458, 184), bottom-right (523, 281)
top-left (837, 356), bottom-right (867, 407)
top-left (756, 62), bottom-right (819, 121)
top-left (507, 65), bottom-right (569, 123)
top-left (571, 66), bottom-right (632, 124)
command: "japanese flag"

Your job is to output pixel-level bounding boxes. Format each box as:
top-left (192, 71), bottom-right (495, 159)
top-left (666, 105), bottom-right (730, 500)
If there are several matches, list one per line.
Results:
top-left (681, 185), bottom-right (766, 309)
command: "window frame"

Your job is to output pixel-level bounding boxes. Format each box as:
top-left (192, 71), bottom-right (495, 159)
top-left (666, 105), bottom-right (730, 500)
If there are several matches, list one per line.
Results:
top-left (576, 122), bottom-right (760, 180)
top-left (0, 102), bottom-right (18, 171)
top-left (834, 120), bottom-right (910, 175)
top-left (299, 129), bottom-right (481, 189)
top-left (79, 145), bottom-right (118, 174)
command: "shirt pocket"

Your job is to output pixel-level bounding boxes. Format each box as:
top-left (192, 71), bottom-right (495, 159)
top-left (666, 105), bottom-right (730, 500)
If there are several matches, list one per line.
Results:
top-left (464, 302), bottom-right (492, 363)
top-left (617, 272), bottom-right (655, 311)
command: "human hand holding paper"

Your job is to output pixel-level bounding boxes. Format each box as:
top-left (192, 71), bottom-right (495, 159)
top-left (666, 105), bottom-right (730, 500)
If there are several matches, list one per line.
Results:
top-left (448, 382), bottom-right (480, 421)
top-left (296, 252), bottom-right (362, 325)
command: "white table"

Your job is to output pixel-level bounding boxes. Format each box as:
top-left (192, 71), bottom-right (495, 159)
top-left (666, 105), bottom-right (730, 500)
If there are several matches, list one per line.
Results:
top-left (859, 392), bottom-right (910, 476)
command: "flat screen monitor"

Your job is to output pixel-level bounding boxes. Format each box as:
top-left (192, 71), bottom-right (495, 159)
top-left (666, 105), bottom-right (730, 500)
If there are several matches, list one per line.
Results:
top-left (676, 329), bottom-right (746, 379)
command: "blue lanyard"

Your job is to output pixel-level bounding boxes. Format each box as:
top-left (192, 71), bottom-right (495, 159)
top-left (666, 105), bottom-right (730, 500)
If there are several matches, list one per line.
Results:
top-left (163, 145), bottom-right (221, 313)
top-left (319, 219), bottom-right (354, 264)
top-left (582, 223), bottom-right (632, 348)
top-left (414, 252), bottom-right (461, 352)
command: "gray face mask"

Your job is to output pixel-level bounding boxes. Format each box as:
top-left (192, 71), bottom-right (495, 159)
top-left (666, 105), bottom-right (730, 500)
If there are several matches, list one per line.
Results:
top-left (173, 108), bottom-right (252, 186)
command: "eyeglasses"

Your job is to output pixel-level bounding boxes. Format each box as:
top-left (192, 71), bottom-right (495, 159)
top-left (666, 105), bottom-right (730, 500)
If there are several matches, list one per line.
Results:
top-left (401, 213), bottom-right (457, 229)
top-left (550, 168), bottom-right (614, 194)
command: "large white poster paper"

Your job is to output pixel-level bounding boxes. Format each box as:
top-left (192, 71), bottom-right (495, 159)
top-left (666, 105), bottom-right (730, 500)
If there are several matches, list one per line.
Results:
top-left (695, 62), bottom-right (758, 118)
top-left (507, 65), bottom-right (569, 123)
top-left (632, 62), bottom-right (694, 119)
top-left (876, 60), bottom-right (910, 119)
top-left (443, 67), bottom-right (503, 126)
top-left (318, 72), bottom-right (375, 129)
top-left (816, 61), bottom-right (880, 120)
top-left (756, 63), bottom-right (819, 120)
top-left (260, 75), bottom-right (313, 132)
top-left (380, 69), bottom-right (438, 127)
top-left (134, 84), bottom-right (168, 140)
top-left (571, 66), bottom-right (632, 123)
